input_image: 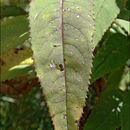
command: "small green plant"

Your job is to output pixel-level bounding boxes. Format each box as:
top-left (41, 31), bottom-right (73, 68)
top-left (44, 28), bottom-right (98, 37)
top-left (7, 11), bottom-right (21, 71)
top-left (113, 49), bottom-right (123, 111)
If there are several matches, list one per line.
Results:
top-left (0, 0), bottom-right (129, 130)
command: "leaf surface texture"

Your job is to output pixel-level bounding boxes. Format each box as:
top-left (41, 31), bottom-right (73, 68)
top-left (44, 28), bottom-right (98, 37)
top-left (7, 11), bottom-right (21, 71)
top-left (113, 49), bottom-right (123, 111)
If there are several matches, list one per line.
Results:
top-left (29, 0), bottom-right (94, 129)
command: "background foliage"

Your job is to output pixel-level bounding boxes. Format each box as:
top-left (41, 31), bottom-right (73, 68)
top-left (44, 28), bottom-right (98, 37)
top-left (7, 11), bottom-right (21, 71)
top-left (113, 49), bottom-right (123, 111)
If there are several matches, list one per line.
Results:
top-left (0, 0), bottom-right (129, 130)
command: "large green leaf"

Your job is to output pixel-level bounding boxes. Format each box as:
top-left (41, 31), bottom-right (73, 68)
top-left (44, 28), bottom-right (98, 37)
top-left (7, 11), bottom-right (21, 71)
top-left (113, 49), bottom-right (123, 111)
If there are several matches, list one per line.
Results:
top-left (29, 0), bottom-right (94, 129)
top-left (121, 91), bottom-right (130, 130)
top-left (94, 0), bottom-right (122, 46)
top-left (0, 15), bottom-right (29, 54)
top-left (91, 33), bottom-right (129, 83)
top-left (84, 89), bottom-right (124, 130)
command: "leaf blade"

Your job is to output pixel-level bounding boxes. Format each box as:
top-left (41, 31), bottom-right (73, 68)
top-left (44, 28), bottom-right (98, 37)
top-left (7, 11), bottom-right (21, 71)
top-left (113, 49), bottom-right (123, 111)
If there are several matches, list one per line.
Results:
top-left (29, 0), bottom-right (94, 129)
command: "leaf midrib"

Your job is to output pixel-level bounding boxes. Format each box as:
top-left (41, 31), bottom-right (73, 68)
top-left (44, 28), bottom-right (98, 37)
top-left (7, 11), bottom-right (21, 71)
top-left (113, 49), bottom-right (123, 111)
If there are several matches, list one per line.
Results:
top-left (60, 0), bottom-right (68, 128)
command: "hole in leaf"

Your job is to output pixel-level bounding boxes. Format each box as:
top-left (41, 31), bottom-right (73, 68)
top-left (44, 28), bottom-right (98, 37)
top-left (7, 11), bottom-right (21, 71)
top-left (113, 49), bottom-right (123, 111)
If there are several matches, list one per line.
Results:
top-left (59, 64), bottom-right (64, 71)
top-left (53, 45), bottom-right (60, 47)
top-left (53, 45), bottom-right (57, 47)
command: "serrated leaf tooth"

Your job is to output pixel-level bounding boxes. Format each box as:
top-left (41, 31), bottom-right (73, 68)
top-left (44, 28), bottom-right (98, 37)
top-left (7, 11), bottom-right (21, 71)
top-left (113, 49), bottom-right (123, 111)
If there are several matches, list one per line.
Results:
top-left (88, 80), bottom-right (91, 85)
top-left (92, 53), bottom-right (94, 59)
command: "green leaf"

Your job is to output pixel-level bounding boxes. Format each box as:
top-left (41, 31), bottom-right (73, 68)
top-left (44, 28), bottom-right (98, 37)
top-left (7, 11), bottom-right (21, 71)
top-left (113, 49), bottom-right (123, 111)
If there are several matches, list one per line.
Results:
top-left (1, 15), bottom-right (29, 54)
top-left (0, 5), bottom-right (27, 18)
top-left (84, 61), bottom-right (128, 130)
top-left (91, 33), bottom-right (129, 83)
top-left (115, 19), bottom-right (130, 35)
top-left (84, 89), bottom-right (123, 130)
top-left (94, 0), bottom-right (121, 46)
top-left (121, 91), bottom-right (130, 130)
top-left (29, 0), bottom-right (94, 129)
